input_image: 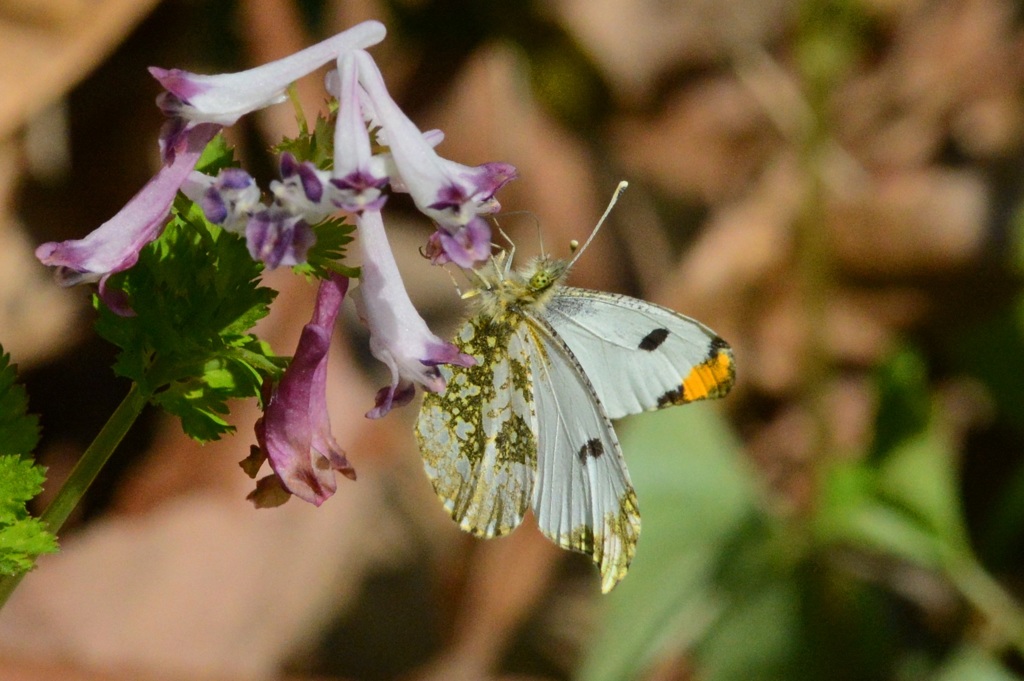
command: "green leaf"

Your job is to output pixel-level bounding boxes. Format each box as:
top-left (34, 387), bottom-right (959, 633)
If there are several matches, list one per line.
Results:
top-left (818, 347), bottom-right (968, 566)
top-left (194, 133), bottom-right (236, 175)
top-left (933, 645), bottom-right (1022, 681)
top-left (274, 106), bottom-right (337, 167)
top-left (95, 197), bottom-right (280, 441)
top-left (0, 349), bottom-right (58, 576)
top-left (696, 576), bottom-right (804, 681)
top-left (0, 350), bottom-right (39, 457)
top-left (876, 417), bottom-right (966, 552)
top-left (869, 347), bottom-right (930, 462)
top-left (293, 216), bottom-right (359, 280)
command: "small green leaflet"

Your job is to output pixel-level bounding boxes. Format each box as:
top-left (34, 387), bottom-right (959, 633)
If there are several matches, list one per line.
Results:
top-left (274, 104), bottom-right (337, 169)
top-left (0, 347), bottom-right (58, 576)
top-left (96, 204), bottom-right (281, 442)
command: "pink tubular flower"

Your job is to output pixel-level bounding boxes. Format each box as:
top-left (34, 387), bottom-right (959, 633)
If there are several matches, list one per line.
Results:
top-left (34, 123), bottom-right (220, 314)
top-left (354, 210), bottom-right (474, 418)
top-left (252, 273), bottom-right (355, 506)
top-left (150, 21), bottom-right (386, 132)
top-left (350, 50), bottom-right (517, 267)
top-left (326, 52), bottom-right (388, 214)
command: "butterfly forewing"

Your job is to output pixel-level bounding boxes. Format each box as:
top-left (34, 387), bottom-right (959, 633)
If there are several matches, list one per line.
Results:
top-left (524, 314), bottom-right (641, 594)
top-left (545, 288), bottom-right (735, 420)
top-left (416, 313), bottom-right (539, 537)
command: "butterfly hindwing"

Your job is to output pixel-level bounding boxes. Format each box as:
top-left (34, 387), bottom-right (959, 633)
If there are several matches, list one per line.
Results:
top-left (524, 314), bottom-right (641, 593)
top-left (545, 288), bottom-right (735, 419)
top-left (416, 313), bottom-right (538, 538)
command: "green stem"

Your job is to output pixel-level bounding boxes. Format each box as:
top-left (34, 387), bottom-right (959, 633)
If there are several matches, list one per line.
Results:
top-left (947, 555), bottom-right (1024, 658)
top-left (0, 383), bottom-right (148, 609)
top-left (286, 83), bottom-right (309, 137)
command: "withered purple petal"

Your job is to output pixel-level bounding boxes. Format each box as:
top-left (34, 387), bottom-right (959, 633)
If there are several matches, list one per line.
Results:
top-left (255, 274), bottom-right (354, 506)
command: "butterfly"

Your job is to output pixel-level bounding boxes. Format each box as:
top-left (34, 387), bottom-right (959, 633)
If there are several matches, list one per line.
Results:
top-left (414, 183), bottom-right (735, 592)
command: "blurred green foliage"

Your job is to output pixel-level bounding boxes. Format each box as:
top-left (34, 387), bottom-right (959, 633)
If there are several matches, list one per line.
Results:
top-left (580, 345), bottom-right (1024, 680)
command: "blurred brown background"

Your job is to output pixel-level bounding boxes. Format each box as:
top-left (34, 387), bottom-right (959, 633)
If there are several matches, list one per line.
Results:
top-left (2, 0), bottom-right (1024, 679)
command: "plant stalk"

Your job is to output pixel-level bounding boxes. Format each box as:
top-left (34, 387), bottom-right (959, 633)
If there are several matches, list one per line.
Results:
top-left (0, 383), bottom-right (148, 609)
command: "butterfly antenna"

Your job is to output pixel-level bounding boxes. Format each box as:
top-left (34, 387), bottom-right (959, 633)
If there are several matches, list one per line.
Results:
top-left (567, 181), bottom-right (628, 269)
top-left (494, 226), bottom-right (519, 276)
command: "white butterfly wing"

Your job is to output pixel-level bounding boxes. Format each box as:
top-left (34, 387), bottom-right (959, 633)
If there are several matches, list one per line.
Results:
top-left (415, 315), bottom-right (538, 537)
top-left (524, 315), bottom-right (641, 593)
top-left (545, 288), bottom-right (735, 420)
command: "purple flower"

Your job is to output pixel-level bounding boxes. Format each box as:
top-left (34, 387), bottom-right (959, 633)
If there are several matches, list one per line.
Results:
top-left (34, 123), bottom-right (220, 314)
top-left (423, 217), bottom-right (493, 267)
top-left (150, 21), bottom-right (386, 146)
top-left (351, 50), bottom-right (517, 267)
top-left (251, 273), bottom-right (355, 506)
top-left (269, 152), bottom-right (334, 223)
top-left (181, 167), bottom-right (262, 233)
top-left (245, 206), bottom-right (317, 269)
top-left (354, 210), bottom-right (474, 418)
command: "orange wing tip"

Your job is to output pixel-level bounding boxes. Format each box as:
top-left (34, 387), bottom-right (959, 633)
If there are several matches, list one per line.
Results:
top-left (659, 337), bottom-right (735, 407)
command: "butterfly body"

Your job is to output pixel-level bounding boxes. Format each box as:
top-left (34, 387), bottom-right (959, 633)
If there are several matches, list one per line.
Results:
top-left (415, 251), bottom-right (734, 592)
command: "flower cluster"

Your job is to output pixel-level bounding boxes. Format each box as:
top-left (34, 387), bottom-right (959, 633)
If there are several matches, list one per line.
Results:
top-left (35, 21), bottom-right (514, 506)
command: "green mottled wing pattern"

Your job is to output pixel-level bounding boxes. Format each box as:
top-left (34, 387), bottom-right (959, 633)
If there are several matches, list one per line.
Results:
top-left (415, 312), bottom-right (539, 538)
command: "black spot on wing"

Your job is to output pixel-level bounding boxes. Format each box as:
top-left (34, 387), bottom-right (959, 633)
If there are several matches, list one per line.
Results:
top-left (708, 335), bottom-right (730, 359)
top-left (657, 385), bottom-right (685, 408)
top-left (638, 327), bottom-right (670, 351)
top-left (578, 438), bottom-right (604, 463)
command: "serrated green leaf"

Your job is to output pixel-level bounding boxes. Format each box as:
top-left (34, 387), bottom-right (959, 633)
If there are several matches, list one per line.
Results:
top-left (0, 365), bottom-right (58, 577)
top-left (293, 216), bottom-right (357, 280)
top-left (194, 133), bottom-right (236, 175)
top-left (274, 106), bottom-right (337, 167)
top-left (0, 350), bottom-right (40, 457)
top-left (94, 175), bottom-right (279, 442)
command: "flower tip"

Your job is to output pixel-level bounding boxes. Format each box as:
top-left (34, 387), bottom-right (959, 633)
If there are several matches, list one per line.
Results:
top-left (366, 381), bottom-right (416, 419)
top-left (356, 19), bottom-right (388, 43)
top-left (430, 219), bottom-right (492, 268)
top-left (34, 241), bottom-right (58, 264)
top-left (484, 161), bottom-right (518, 190)
top-left (148, 66), bottom-right (206, 101)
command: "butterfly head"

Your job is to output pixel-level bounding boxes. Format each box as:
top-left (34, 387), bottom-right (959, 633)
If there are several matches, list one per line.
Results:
top-left (525, 256), bottom-right (569, 295)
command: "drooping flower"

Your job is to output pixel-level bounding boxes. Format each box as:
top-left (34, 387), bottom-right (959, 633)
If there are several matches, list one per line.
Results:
top-left (354, 209), bottom-right (474, 418)
top-left (250, 273), bottom-right (355, 506)
top-left (150, 20), bottom-right (386, 154)
top-left (350, 50), bottom-right (517, 267)
top-left (325, 52), bottom-right (389, 214)
top-left (34, 123), bottom-right (220, 314)
top-left (36, 21), bottom-right (390, 308)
